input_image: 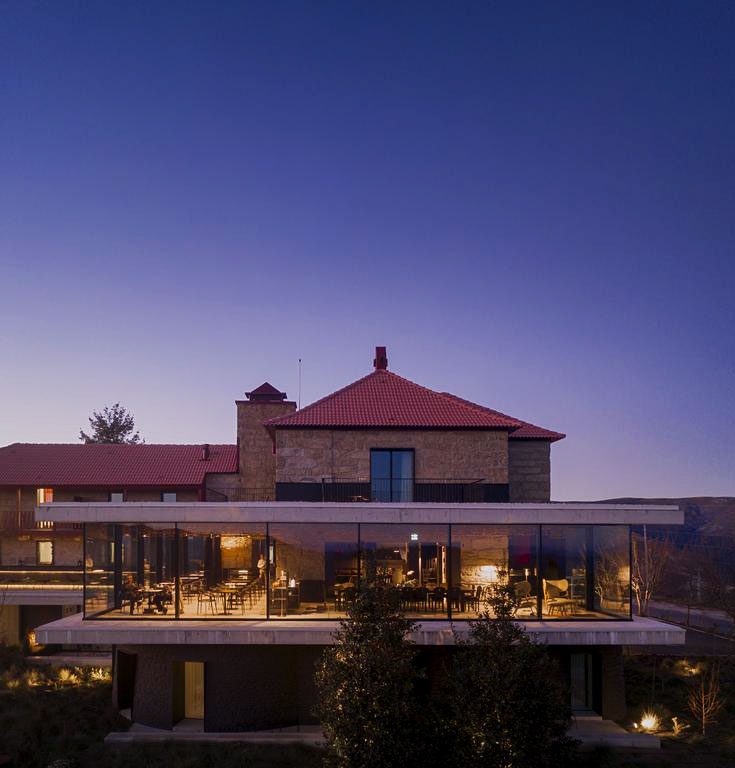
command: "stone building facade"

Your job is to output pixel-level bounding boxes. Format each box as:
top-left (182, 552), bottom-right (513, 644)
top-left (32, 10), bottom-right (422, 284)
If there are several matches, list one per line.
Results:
top-left (274, 428), bottom-right (509, 484)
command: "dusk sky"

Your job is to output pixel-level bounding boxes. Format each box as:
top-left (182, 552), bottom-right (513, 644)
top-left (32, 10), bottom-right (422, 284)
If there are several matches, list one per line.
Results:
top-left (1, 2), bottom-right (733, 500)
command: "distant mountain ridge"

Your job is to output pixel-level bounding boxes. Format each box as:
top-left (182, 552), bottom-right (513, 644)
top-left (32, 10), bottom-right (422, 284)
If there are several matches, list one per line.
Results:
top-left (594, 497), bottom-right (735, 539)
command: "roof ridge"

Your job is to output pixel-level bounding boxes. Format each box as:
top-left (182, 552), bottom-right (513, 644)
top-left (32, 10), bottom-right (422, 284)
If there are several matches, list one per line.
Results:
top-left (266, 368), bottom-right (523, 429)
top-left (265, 369), bottom-right (383, 425)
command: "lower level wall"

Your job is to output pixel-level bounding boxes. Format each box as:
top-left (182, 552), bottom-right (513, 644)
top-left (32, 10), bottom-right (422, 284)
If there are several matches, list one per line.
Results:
top-left (0, 605), bottom-right (20, 645)
top-left (599, 646), bottom-right (626, 720)
top-left (117, 644), bottom-right (322, 731)
top-left (0, 604), bottom-right (74, 646)
top-left (116, 643), bottom-right (625, 731)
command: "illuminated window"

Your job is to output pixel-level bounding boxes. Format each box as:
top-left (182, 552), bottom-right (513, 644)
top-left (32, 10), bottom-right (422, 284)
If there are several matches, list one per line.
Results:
top-left (162, 492), bottom-right (177, 502)
top-left (37, 540), bottom-right (54, 566)
top-left (109, 492), bottom-right (124, 503)
top-left (36, 488), bottom-right (54, 504)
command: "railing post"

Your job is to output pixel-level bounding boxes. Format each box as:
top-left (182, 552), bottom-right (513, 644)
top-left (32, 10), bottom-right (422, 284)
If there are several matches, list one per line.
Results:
top-left (536, 524), bottom-right (543, 620)
top-left (356, 523), bottom-right (361, 594)
top-left (174, 524), bottom-right (180, 619)
top-left (82, 523), bottom-right (87, 618)
top-left (266, 523), bottom-right (271, 620)
top-left (447, 524), bottom-right (452, 621)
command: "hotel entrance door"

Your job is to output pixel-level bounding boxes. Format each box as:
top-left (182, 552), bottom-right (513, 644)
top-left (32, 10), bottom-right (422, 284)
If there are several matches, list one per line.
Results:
top-left (184, 661), bottom-right (204, 719)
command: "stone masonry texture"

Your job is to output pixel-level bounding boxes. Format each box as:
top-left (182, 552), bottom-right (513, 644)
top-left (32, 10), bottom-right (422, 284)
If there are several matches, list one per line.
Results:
top-left (237, 401), bottom-right (296, 494)
top-left (275, 429), bottom-right (509, 484)
top-left (508, 440), bottom-right (551, 502)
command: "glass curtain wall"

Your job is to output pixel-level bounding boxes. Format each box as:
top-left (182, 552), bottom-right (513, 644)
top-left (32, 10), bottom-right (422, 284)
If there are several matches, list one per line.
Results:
top-left (177, 524), bottom-right (267, 618)
top-left (268, 524), bottom-right (358, 618)
top-left (107, 524), bottom-right (176, 618)
top-left (84, 523), bottom-right (631, 621)
top-left (84, 524), bottom-right (114, 617)
top-left (451, 525), bottom-right (538, 618)
top-left (592, 526), bottom-right (631, 618)
top-left (359, 524), bottom-right (448, 618)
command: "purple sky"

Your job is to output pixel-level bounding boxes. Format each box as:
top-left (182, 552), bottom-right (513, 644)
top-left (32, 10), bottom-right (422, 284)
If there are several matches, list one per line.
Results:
top-left (1, 3), bottom-right (733, 500)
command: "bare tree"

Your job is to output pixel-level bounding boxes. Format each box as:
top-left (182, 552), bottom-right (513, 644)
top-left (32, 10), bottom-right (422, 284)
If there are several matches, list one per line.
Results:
top-left (595, 547), bottom-right (629, 611)
top-left (687, 663), bottom-right (724, 736)
top-left (700, 539), bottom-right (735, 631)
top-left (631, 527), bottom-right (673, 616)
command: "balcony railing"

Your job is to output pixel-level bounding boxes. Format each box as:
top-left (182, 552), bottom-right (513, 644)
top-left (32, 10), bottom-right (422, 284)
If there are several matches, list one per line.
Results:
top-left (0, 510), bottom-right (82, 532)
top-left (206, 479), bottom-right (510, 504)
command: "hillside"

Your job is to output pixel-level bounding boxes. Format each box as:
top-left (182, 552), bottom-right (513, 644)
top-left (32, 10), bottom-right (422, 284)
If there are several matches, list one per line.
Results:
top-left (598, 496), bottom-right (735, 539)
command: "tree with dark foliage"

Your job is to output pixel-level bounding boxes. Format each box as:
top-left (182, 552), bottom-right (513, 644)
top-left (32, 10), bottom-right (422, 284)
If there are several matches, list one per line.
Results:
top-left (79, 403), bottom-right (142, 444)
top-left (314, 570), bottom-right (424, 768)
top-left (447, 573), bottom-right (578, 768)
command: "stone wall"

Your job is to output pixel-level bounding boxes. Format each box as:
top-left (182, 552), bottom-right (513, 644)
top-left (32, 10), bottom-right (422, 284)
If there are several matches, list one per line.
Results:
top-left (124, 489), bottom-right (199, 502)
top-left (456, 531), bottom-right (509, 588)
top-left (0, 486), bottom-right (197, 568)
top-left (237, 400), bottom-right (296, 494)
top-left (0, 535), bottom-right (81, 566)
top-left (276, 429), bottom-right (509, 484)
top-left (205, 473), bottom-right (243, 497)
top-left (508, 440), bottom-right (551, 502)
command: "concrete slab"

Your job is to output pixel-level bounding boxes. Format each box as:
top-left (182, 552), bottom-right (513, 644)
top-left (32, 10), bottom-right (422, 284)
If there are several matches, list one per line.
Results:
top-left (571, 715), bottom-right (660, 749)
top-left (35, 612), bottom-right (685, 647)
top-left (0, 587), bottom-right (82, 606)
top-left (104, 718), bottom-right (656, 750)
top-left (36, 500), bottom-right (683, 526)
top-left (26, 652), bottom-right (112, 668)
top-left (105, 725), bottom-right (325, 746)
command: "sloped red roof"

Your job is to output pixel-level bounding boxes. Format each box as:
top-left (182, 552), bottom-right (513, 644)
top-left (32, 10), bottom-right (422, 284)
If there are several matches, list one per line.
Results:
top-left (0, 443), bottom-right (238, 487)
top-left (441, 393), bottom-right (565, 442)
top-left (266, 369), bottom-right (524, 429)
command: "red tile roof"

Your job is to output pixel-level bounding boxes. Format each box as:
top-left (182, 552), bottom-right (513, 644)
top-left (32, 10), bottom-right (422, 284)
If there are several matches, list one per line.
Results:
top-left (440, 393), bottom-right (565, 442)
top-left (0, 443), bottom-right (238, 487)
top-left (266, 369), bottom-right (525, 430)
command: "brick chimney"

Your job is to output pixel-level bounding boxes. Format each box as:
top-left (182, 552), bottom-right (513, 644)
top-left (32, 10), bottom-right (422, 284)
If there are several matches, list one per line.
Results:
top-left (236, 383), bottom-right (296, 495)
top-left (374, 346), bottom-right (388, 370)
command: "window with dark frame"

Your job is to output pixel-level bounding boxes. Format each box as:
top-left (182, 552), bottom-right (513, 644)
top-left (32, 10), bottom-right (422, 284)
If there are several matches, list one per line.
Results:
top-left (370, 449), bottom-right (414, 502)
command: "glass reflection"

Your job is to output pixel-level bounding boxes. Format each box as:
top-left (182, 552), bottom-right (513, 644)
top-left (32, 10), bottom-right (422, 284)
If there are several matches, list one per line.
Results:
top-left (84, 522), bottom-right (632, 622)
top-left (593, 526), bottom-right (631, 618)
top-left (177, 524), bottom-right (267, 618)
top-left (108, 524), bottom-right (176, 619)
top-left (360, 524), bottom-right (448, 618)
top-left (84, 524), bottom-right (114, 617)
top-left (452, 525), bottom-right (538, 618)
top-left (268, 524), bottom-right (358, 618)
top-left (541, 526), bottom-right (591, 617)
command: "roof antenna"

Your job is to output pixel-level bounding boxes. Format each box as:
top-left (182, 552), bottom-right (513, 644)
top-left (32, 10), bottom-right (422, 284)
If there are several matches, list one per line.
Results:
top-left (298, 358), bottom-right (302, 409)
